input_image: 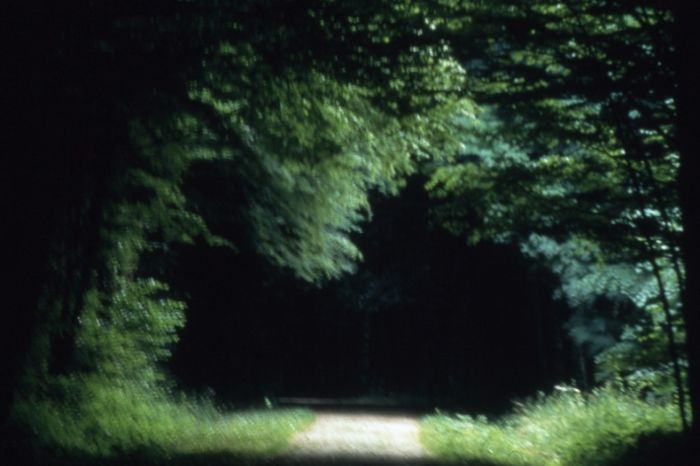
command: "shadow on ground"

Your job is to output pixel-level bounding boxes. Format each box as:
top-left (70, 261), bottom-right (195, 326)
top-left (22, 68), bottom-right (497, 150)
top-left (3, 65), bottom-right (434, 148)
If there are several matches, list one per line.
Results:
top-left (119, 453), bottom-right (509, 466)
top-left (607, 431), bottom-right (699, 466)
top-left (6, 417), bottom-right (697, 466)
top-left (139, 430), bottom-right (700, 466)
top-left (12, 452), bottom-right (515, 466)
top-left (9, 442), bottom-right (700, 466)
top-left (272, 455), bottom-right (498, 466)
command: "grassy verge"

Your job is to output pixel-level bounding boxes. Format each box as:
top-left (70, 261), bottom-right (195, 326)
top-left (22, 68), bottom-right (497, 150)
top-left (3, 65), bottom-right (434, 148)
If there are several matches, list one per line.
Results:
top-left (11, 377), bottom-right (314, 465)
top-left (420, 385), bottom-right (682, 466)
top-left (167, 407), bottom-right (314, 458)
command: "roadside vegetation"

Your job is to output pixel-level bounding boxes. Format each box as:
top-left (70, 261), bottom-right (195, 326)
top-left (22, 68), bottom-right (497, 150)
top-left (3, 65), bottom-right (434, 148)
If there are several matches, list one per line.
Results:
top-left (11, 378), bottom-right (313, 465)
top-left (421, 384), bottom-right (682, 466)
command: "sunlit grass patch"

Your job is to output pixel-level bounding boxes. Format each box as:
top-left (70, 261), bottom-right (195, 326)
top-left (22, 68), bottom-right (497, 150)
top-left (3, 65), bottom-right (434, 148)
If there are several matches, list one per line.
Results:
top-left (12, 376), bottom-right (314, 464)
top-left (168, 406), bottom-right (315, 458)
top-left (420, 385), bottom-right (681, 466)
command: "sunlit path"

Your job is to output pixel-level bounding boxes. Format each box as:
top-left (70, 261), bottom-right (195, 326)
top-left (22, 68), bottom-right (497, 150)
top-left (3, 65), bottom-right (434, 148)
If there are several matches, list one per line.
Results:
top-left (279, 411), bottom-right (436, 465)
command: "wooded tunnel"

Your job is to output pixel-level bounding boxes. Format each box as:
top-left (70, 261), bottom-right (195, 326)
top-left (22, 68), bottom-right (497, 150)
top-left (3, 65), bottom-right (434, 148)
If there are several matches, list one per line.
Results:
top-left (165, 179), bottom-right (576, 412)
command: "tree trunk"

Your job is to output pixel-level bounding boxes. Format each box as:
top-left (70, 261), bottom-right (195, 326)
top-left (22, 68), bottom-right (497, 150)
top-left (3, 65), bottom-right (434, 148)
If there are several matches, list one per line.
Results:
top-left (673, 1), bottom-right (700, 434)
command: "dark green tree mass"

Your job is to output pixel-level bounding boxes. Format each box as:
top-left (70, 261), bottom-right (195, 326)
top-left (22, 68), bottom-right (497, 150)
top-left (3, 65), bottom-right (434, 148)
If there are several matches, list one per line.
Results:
top-left (2, 0), bottom-right (700, 460)
top-left (3, 0), bottom-right (470, 456)
top-left (421, 0), bottom-right (698, 432)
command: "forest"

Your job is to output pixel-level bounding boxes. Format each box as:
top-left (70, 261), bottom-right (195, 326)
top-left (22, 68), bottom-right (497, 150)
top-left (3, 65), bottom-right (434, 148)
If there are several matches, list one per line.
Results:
top-left (2, 1), bottom-right (700, 465)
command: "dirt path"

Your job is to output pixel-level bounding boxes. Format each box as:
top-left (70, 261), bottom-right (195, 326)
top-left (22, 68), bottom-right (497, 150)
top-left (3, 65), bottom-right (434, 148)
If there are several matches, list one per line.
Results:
top-left (280, 411), bottom-right (432, 463)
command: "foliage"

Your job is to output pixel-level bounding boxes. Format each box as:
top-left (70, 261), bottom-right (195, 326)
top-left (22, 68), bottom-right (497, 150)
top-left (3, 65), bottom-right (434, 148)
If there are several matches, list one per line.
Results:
top-left (11, 376), bottom-right (313, 462)
top-left (187, 38), bottom-right (471, 282)
top-left (425, 0), bottom-right (680, 274)
top-left (518, 234), bottom-right (687, 400)
top-left (7, 0), bottom-right (696, 458)
top-left (9, 0), bottom-right (475, 459)
top-left (423, 0), bottom-right (685, 411)
top-left (425, 110), bottom-right (684, 401)
top-left (421, 384), bottom-right (681, 466)
top-left (73, 278), bottom-right (185, 384)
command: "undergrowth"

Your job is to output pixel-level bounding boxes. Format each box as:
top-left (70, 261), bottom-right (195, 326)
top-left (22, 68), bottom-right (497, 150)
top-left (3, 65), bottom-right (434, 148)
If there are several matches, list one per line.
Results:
top-left (420, 384), bottom-right (682, 466)
top-left (11, 376), bottom-right (314, 464)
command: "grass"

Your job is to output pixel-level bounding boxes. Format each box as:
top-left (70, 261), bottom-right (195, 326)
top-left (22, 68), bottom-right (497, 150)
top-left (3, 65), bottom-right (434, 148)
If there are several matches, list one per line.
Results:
top-left (167, 407), bottom-right (314, 459)
top-left (11, 376), bottom-right (314, 465)
top-left (420, 384), bottom-right (683, 466)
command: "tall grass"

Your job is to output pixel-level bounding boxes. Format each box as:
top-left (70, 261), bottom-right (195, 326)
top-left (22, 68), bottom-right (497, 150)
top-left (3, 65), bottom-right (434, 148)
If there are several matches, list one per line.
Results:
top-left (421, 385), bottom-right (682, 466)
top-left (11, 375), bottom-right (314, 464)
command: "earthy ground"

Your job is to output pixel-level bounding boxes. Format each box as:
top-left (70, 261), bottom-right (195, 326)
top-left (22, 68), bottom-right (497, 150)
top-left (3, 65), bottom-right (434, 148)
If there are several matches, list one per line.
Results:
top-left (276, 411), bottom-right (450, 465)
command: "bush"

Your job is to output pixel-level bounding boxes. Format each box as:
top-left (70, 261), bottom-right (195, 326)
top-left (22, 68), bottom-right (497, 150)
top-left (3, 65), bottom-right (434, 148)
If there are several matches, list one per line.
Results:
top-left (11, 376), bottom-right (314, 463)
top-left (421, 384), bottom-right (681, 466)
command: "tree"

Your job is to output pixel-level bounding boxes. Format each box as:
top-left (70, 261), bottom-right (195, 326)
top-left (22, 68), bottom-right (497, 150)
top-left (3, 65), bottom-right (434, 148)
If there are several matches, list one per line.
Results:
top-left (423, 0), bottom-right (692, 429)
top-left (2, 0), bottom-right (472, 455)
top-left (672, 0), bottom-right (700, 436)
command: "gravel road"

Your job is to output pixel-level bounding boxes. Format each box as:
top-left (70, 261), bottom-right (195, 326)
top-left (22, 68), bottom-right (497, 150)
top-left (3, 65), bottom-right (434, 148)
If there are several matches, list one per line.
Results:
top-left (279, 411), bottom-right (433, 464)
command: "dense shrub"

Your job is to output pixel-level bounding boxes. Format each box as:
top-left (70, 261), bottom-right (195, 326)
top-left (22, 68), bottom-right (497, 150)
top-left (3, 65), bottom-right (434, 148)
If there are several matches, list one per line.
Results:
top-left (11, 377), bottom-right (313, 463)
top-left (421, 384), bottom-right (681, 466)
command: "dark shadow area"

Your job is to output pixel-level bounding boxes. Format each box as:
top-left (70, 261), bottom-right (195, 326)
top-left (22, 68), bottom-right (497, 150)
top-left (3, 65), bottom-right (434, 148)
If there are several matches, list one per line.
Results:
top-left (607, 432), bottom-right (699, 466)
top-left (14, 432), bottom-right (698, 466)
top-left (276, 398), bottom-right (441, 418)
top-left (5, 451), bottom-right (505, 466)
top-left (40, 453), bottom-right (512, 466)
top-left (273, 456), bottom-right (500, 466)
top-left (162, 175), bottom-right (578, 413)
top-left (139, 454), bottom-right (465, 466)
top-left (10, 438), bottom-right (700, 466)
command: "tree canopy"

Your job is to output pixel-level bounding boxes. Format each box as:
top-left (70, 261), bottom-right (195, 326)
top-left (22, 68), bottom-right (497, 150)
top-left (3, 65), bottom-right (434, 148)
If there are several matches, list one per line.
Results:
top-left (4, 0), bottom-right (700, 460)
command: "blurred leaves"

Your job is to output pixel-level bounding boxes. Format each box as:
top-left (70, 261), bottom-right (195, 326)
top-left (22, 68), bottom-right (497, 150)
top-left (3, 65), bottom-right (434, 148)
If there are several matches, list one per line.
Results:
top-left (422, 384), bottom-right (681, 466)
